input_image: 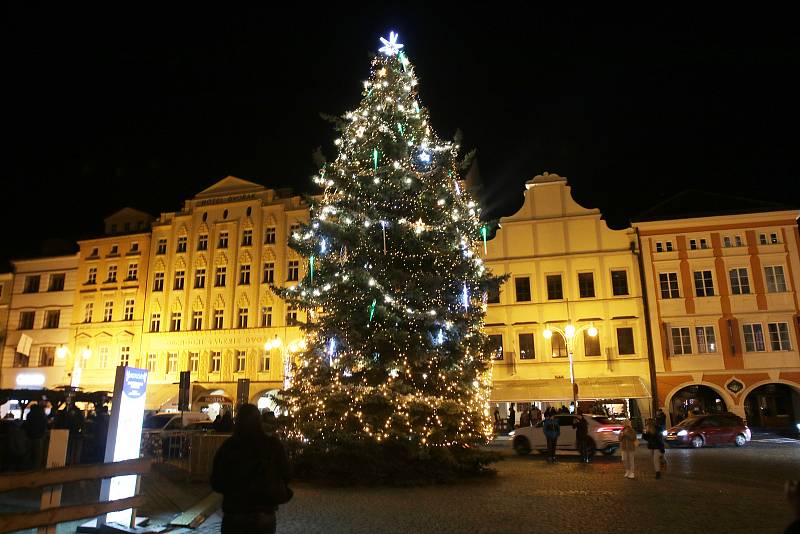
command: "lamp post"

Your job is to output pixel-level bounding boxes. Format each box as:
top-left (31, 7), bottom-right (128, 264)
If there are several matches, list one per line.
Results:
top-left (543, 324), bottom-right (598, 409)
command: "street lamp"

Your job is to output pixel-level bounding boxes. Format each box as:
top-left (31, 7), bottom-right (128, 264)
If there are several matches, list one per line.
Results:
top-left (542, 323), bottom-right (598, 409)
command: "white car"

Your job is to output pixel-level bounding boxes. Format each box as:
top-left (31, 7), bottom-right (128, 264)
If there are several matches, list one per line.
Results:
top-left (512, 414), bottom-right (624, 456)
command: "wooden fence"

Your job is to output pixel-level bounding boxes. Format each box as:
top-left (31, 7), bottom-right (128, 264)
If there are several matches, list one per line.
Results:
top-left (0, 457), bottom-right (151, 533)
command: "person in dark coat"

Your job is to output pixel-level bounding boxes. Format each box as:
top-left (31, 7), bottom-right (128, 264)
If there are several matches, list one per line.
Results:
top-left (92, 406), bottom-right (110, 462)
top-left (507, 403), bottom-right (516, 430)
top-left (573, 414), bottom-right (590, 462)
top-left (543, 413), bottom-right (560, 462)
top-left (24, 403), bottom-right (48, 469)
top-left (655, 409), bottom-right (667, 432)
top-left (211, 404), bottom-right (291, 534)
top-left (641, 419), bottom-right (666, 479)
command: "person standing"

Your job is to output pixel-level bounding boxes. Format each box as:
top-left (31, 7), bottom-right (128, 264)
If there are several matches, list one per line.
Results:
top-left (508, 403), bottom-right (516, 431)
top-left (211, 404), bottom-right (292, 534)
top-left (493, 406), bottom-right (500, 431)
top-left (619, 420), bottom-right (638, 479)
top-left (655, 409), bottom-right (667, 432)
top-left (543, 413), bottom-right (560, 462)
top-left (532, 406), bottom-right (542, 425)
top-left (573, 414), bottom-right (590, 462)
top-left (641, 420), bottom-right (666, 479)
top-left (24, 403), bottom-right (48, 470)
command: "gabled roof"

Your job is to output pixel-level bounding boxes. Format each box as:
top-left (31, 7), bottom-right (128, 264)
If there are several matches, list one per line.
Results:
top-left (632, 190), bottom-right (796, 222)
top-left (194, 176), bottom-right (265, 198)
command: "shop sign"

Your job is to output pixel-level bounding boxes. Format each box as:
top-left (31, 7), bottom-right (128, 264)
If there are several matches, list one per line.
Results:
top-left (726, 378), bottom-right (744, 395)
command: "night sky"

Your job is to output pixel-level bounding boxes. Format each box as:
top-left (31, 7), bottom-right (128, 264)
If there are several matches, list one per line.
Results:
top-left (3, 6), bottom-right (799, 267)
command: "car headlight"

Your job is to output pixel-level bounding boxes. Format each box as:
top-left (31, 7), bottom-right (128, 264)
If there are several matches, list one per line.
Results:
top-left (661, 430), bottom-right (667, 436)
top-left (508, 430), bottom-right (515, 437)
top-left (677, 429), bottom-right (688, 437)
top-left (796, 422), bottom-right (800, 431)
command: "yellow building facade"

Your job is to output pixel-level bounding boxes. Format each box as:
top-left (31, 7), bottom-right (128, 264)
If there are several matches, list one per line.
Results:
top-left (633, 193), bottom-right (800, 428)
top-left (484, 173), bottom-right (653, 420)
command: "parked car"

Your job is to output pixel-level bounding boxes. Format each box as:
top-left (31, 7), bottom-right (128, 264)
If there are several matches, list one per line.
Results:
top-left (512, 414), bottom-right (623, 456)
top-left (142, 412), bottom-right (210, 459)
top-left (663, 414), bottom-right (751, 448)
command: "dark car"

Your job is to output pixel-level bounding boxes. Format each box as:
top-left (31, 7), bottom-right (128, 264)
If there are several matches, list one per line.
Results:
top-left (663, 414), bottom-right (751, 448)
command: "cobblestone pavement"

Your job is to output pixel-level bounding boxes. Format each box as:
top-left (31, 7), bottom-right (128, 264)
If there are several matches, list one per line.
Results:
top-left (174, 437), bottom-right (799, 534)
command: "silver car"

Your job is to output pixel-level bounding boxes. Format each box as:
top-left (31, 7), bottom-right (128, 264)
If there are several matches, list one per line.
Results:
top-left (512, 414), bottom-right (624, 456)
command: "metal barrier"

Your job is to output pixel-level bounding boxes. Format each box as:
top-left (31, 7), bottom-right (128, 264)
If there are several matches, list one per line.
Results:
top-left (0, 457), bottom-right (150, 533)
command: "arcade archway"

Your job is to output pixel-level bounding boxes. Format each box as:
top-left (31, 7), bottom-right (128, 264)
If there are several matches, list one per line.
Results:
top-left (744, 383), bottom-right (799, 429)
top-left (669, 384), bottom-right (728, 424)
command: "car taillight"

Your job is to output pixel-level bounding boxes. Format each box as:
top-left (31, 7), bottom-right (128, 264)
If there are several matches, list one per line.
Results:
top-left (596, 426), bottom-right (622, 433)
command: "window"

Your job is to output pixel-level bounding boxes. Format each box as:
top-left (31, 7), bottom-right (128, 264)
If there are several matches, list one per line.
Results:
top-left (723, 236), bottom-right (731, 248)
top-left (194, 268), bottom-right (206, 288)
top-left (519, 333), bottom-right (535, 360)
top-left (189, 352), bottom-right (199, 373)
top-left (670, 327), bottom-right (692, 355)
top-left (743, 323), bottom-right (766, 352)
top-left (617, 327), bottom-right (635, 355)
top-left (770, 232), bottom-right (779, 244)
top-left (215, 266), bottom-right (227, 287)
top-left (666, 241), bottom-right (673, 252)
top-left (106, 265), bottom-right (118, 283)
top-left (546, 274), bottom-right (563, 300)
top-left (192, 310), bottom-right (203, 330)
top-left (263, 262), bottom-right (275, 284)
top-left (210, 352), bottom-right (221, 373)
top-left (696, 326), bottom-right (716, 353)
top-left (87, 267), bottom-right (97, 284)
top-left (767, 322), bottom-right (792, 351)
top-left (690, 239), bottom-right (697, 250)
top-left (261, 306), bottom-right (273, 327)
top-left (611, 270), bottom-right (629, 296)
top-left (83, 302), bottom-right (93, 323)
top-left (659, 272), bottom-right (680, 299)
top-left (239, 264), bottom-right (251, 285)
top-left (39, 346), bottom-right (55, 367)
top-left (89, 248), bottom-right (99, 258)
top-left (551, 333), bottom-right (567, 358)
top-left (99, 346), bottom-right (109, 369)
top-left (735, 235), bottom-right (743, 247)
top-left (514, 277), bottom-right (531, 302)
top-left (150, 313), bottom-right (161, 332)
top-left (242, 229), bottom-right (253, 246)
top-left (109, 245), bottom-right (119, 255)
top-left (177, 236), bottom-right (187, 253)
top-left (584, 330), bottom-right (601, 356)
top-left (218, 231), bottom-right (229, 248)
top-left (123, 298), bottom-right (134, 321)
top-left (174, 270), bottom-right (185, 290)
top-left (24, 275), bottom-right (40, 293)
top-left (170, 311), bottom-right (182, 332)
top-left (120, 346), bottom-right (130, 367)
top-left (147, 354), bottom-right (157, 372)
top-left (578, 272), bottom-right (595, 298)
top-left (48, 273), bottom-right (65, 291)
top-left (265, 227), bottom-right (276, 244)
top-left (127, 263), bottom-right (138, 280)
top-left (236, 350), bottom-right (247, 372)
top-left (700, 238), bottom-right (708, 249)
top-left (261, 350), bottom-right (271, 372)
top-left (693, 270), bottom-right (715, 297)
top-left (103, 301), bottom-right (113, 322)
top-left (13, 352), bottom-right (29, 367)
top-left (290, 222), bottom-right (301, 235)
top-left (157, 238), bottom-right (167, 255)
top-left (214, 309), bottom-right (224, 329)
top-left (238, 308), bottom-right (249, 328)
top-left (43, 310), bottom-right (60, 329)
top-left (759, 233), bottom-right (768, 245)
top-left (655, 242), bottom-right (663, 253)
top-left (19, 311), bottom-right (35, 329)
top-left (288, 260), bottom-right (299, 282)
top-left (729, 268), bottom-right (750, 295)
top-left (198, 234), bottom-right (208, 251)
top-left (153, 272), bottom-right (164, 291)
top-left (487, 285), bottom-right (500, 304)
top-left (488, 334), bottom-right (503, 360)
top-left (286, 304), bottom-right (298, 325)
top-left (168, 353), bottom-right (178, 373)
top-left (765, 266), bottom-right (787, 293)
top-left (129, 242), bottom-right (139, 253)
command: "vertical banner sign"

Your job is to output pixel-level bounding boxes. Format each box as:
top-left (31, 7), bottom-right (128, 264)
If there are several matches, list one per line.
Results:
top-left (178, 371), bottom-right (190, 412)
top-left (236, 378), bottom-right (250, 407)
top-left (99, 366), bottom-right (148, 527)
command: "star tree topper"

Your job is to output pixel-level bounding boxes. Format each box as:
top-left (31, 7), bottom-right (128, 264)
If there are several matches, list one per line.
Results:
top-left (378, 31), bottom-right (404, 56)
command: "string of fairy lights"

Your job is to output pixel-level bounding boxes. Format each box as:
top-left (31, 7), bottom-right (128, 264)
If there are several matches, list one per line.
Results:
top-left (277, 32), bottom-right (503, 448)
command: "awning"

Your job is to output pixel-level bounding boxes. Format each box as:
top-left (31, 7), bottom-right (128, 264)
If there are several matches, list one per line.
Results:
top-left (144, 383), bottom-right (179, 411)
top-left (491, 376), bottom-right (651, 403)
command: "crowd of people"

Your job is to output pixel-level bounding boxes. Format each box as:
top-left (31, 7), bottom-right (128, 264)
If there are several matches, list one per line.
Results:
top-left (0, 402), bottom-right (110, 471)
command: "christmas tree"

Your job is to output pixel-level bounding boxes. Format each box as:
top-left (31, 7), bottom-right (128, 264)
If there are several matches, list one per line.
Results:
top-left (279, 32), bottom-right (505, 481)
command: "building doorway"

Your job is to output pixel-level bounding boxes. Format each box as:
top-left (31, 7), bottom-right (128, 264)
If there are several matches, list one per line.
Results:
top-left (744, 383), bottom-right (799, 429)
top-left (669, 385), bottom-right (727, 425)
